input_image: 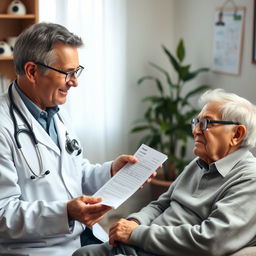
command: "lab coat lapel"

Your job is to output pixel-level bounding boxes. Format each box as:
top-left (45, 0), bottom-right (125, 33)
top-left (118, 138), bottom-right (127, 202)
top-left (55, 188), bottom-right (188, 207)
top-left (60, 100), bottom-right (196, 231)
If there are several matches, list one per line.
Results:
top-left (54, 114), bottom-right (67, 153)
top-left (30, 117), bottom-right (61, 156)
top-left (54, 114), bottom-right (80, 198)
top-left (11, 84), bottom-right (61, 156)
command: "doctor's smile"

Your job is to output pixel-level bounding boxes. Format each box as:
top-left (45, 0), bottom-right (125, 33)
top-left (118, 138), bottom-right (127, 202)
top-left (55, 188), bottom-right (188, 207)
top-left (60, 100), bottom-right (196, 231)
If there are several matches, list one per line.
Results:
top-left (58, 86), bottom-right (70, 96)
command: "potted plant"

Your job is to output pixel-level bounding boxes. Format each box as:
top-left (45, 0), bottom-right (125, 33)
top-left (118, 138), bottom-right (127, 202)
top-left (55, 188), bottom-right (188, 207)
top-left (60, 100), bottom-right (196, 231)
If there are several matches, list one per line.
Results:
top-left (131, 39), bottom-right (210, 195)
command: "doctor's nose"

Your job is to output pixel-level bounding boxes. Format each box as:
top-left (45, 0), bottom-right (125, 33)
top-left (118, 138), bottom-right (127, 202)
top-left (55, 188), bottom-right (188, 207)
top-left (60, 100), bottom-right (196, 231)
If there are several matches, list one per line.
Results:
top-left (66, 75), bottom-right (78, 87)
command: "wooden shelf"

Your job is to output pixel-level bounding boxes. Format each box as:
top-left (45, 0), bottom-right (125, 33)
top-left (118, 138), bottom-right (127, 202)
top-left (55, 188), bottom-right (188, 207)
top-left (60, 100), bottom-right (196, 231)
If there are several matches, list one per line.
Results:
top-left (0, 56), bottom-right (13, 60)
top-left (0, 14), bottom-right (36, 19)
top-left (0, 0), bottom-right (38, 80)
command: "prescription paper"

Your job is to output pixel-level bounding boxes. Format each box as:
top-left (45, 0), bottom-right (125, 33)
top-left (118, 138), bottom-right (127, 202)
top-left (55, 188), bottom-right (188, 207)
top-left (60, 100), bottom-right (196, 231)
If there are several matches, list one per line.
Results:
top-left (93, 144), bottom-right (168, 209)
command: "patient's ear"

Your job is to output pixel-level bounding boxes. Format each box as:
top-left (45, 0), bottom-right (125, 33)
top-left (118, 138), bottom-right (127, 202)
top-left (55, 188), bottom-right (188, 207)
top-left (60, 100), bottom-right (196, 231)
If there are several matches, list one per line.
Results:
top-left (231, 125), bottom-right (246, 146)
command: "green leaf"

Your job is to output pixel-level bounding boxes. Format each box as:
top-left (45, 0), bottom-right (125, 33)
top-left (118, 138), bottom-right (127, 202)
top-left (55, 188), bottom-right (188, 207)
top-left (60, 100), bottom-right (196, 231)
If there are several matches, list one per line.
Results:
top-left (179, 65), bottom-right (190, 81)
top-left (176, 39), bottom-right (185, 63)
top-left (184, 85), bottom-right (210, 101)
top-left (160, 121), bottom-right (170, 132)
top-left (139, 134), bottom-right (162, 149)
top-left (130, 125), bottom-right (151, 133)
top-left (142, 96), bottom-right (160, 103)
top-left (137, 76), bottom-right (164, 95)
top-left (149, 62), bottom-right (174, 89)
top-left (162, 45), bottom-right (180, 73)
top-left (183, 68), bottom-right (209, 82)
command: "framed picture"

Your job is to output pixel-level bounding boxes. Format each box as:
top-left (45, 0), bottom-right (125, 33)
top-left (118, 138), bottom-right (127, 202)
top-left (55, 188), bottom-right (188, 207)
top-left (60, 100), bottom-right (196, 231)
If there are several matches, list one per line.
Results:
top-left (253, 0), bottom-right (256, 63)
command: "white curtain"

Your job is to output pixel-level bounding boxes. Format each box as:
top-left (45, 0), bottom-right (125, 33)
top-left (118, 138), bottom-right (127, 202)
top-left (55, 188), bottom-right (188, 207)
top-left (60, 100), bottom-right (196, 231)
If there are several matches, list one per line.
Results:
top-left (39, 0), bottom-right (127, 163)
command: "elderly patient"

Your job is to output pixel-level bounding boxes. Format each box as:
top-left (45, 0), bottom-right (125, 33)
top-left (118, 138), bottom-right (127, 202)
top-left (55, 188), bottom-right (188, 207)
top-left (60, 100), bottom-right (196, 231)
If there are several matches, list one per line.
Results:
top-left (73, 88), bottom-right (256, 256)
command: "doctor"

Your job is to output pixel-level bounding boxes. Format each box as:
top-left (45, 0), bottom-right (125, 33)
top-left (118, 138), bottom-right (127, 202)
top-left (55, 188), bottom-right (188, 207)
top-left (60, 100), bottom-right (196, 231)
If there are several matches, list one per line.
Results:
top-left (0, 22), bottom-right (140, 256)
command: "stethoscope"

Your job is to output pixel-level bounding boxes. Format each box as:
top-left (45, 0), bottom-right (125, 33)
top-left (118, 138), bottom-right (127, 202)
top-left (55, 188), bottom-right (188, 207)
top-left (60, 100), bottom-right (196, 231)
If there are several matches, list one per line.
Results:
top-left (8, 83), bottom-right (82, 180)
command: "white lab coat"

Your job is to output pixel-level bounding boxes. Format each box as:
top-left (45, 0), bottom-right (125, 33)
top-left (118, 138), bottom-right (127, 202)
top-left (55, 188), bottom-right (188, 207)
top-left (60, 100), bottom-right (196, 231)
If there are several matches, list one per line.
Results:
top-left (0, 83), bottom-right (112, 256)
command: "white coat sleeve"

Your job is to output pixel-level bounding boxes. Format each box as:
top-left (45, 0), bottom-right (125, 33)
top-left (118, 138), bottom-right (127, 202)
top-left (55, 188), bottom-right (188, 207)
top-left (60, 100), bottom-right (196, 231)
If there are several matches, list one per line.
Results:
top-left (80, 158), bottom-right (112, 195)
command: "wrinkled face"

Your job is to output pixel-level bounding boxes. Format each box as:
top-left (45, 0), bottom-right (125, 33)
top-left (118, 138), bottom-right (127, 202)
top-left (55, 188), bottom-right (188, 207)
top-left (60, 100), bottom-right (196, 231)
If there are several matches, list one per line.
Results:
top-left (193, 102), bottom-right (237, 164)
top-left (33, 43), bottom-right (80, 109)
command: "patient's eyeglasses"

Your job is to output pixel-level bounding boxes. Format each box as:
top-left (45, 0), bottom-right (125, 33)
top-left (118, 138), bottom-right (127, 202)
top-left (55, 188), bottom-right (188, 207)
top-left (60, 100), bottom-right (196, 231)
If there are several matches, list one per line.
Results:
top-left (35, 62), bottom-right (84, 82)
top-left (191, 117), bottom-right (240, 131)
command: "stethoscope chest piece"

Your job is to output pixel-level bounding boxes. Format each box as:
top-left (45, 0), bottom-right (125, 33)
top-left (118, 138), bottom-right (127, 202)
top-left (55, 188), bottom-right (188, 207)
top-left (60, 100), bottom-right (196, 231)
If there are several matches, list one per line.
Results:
top-left (65, 132), bottom-right (82, 156)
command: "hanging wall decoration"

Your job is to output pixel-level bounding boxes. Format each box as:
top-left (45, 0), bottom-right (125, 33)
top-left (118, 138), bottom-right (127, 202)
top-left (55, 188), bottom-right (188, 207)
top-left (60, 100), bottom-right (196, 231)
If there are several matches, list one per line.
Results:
top-left (212, 1), bottom-right (245, 75)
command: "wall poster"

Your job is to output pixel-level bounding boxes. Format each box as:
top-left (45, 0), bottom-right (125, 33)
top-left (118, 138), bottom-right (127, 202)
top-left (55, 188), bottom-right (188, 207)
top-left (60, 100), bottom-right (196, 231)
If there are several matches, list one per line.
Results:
top-left (212, 7), bottom-right (245, 75)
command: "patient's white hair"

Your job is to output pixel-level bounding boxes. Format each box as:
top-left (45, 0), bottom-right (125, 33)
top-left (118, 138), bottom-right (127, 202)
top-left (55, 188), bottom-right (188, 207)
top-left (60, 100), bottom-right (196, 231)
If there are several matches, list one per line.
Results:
top-left (199, 88), bottom-right (256, 148)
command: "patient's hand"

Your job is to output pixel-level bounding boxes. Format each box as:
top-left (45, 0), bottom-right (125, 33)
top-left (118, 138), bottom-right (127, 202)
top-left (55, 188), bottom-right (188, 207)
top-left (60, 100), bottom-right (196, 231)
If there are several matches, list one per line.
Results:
top-left (108, 218), bottom-right (139, 246)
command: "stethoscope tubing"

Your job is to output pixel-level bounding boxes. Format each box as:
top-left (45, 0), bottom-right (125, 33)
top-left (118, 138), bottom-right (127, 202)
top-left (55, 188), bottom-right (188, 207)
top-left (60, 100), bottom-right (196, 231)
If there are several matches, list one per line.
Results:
top-left (8, 84), bottom-right (46, 179)
top-left (8, 84), bottom-right (38, 148)
top-left (8, 83), bottom-right (82, 179)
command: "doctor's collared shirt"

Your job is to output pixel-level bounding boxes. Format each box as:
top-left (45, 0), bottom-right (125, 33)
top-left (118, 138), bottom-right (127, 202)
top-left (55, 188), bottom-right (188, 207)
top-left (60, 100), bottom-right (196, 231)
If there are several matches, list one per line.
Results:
top-left (14, 81), bottom-right (60, 146)
top-left (127, 147), bottom-right (256, 256)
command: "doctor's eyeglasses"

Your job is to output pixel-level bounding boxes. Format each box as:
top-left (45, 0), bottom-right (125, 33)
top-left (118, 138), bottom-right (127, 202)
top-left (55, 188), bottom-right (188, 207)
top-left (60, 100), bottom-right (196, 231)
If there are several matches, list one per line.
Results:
top-left (191, 117), bottom-right (240, 132)
top-left (35, 62), bottom-right (84, 82)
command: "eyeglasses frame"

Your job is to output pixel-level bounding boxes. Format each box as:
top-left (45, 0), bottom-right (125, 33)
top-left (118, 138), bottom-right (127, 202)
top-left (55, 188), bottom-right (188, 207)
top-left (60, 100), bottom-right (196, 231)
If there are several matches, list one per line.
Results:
top-left (35, 62), bottom-right (84, 82)
top-left (191, 117), bottom-right (240, 131)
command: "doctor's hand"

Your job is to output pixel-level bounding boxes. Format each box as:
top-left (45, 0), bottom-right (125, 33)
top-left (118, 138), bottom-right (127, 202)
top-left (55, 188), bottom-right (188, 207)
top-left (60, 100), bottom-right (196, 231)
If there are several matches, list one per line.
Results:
top-left (111, 155), bottom-right (138, 176)
top-left (111, 155), bottom-right (160, 188)
top-left (67, 196), bottom-right (112, 226)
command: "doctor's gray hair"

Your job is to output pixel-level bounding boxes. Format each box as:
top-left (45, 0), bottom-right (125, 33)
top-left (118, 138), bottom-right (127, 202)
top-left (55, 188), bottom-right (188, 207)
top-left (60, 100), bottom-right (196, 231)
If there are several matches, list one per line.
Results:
top-left (199, 88), bottom-right (256, 148)
top-left (13, 22), bottom-right (83, 75)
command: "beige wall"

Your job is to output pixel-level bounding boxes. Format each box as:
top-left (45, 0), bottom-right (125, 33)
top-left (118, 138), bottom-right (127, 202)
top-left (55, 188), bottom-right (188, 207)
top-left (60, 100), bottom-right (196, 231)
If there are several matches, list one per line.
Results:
top-left (124, 0), bottom-right (176, 155)
top-left (173, 0), bottom-right (255, 101)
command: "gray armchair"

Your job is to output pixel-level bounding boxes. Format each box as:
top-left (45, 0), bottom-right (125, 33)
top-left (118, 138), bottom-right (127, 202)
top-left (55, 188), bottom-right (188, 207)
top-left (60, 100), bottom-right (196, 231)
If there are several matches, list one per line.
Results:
top-left (229, 247), bottom-right (256, 256)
